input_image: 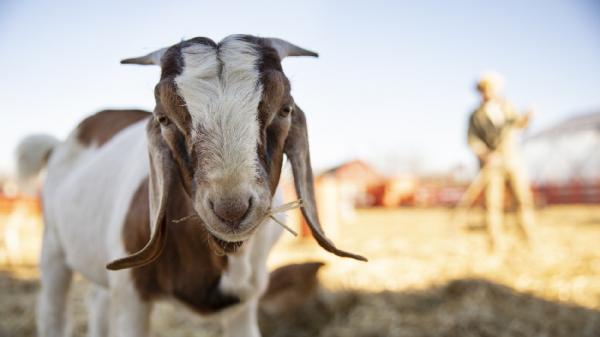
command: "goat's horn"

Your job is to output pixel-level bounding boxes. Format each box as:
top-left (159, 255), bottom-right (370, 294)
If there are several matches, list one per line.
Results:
top-left (264, 38), bottom-right (319, 59)
top-left (120, 47), bottom-right (168, 66)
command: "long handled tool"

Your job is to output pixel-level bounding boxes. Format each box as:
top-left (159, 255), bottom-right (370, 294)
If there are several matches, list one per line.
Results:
top-left (450, 163), bottom-right (491, 228)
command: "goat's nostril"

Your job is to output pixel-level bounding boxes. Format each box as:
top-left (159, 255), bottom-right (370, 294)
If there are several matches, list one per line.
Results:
top-left (211, 196), bottom-right (252, 227)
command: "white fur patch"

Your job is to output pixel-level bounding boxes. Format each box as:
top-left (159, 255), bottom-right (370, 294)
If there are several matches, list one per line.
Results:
top-left (175, 36), bottom-right (263, 183)
top-left (42, 120), bottom-right (150, 286)
top-left (219, 188), bottom-right (284, 300)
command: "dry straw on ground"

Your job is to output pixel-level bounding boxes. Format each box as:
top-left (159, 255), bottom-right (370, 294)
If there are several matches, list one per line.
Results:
top-left (1, 206), bottom-right (600, 337)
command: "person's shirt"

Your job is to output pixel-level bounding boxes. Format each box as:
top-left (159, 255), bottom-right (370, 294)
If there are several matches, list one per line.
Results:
top-left (467, 98), bottom-right (518, 157)
top-left (484, 100), bottom-right (506, 127)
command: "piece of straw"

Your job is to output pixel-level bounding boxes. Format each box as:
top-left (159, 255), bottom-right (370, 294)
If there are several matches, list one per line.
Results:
top-left (264, 199), bottom-right (303, 237)
top-left (171, 199), bottom-right (303, 237)
top-left (172, 214), bottom-right (197, 223)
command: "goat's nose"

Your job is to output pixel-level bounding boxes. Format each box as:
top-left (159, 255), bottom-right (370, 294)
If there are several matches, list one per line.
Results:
top-left (210, 196), bottom-right (252, 227)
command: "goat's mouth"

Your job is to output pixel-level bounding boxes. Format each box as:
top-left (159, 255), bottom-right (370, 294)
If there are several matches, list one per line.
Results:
top-left (208, 233), bottom-right (245, 254)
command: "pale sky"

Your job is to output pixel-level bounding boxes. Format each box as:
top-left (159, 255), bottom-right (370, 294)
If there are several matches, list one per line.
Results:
top-left (1, 0), bottom-right (599, 175)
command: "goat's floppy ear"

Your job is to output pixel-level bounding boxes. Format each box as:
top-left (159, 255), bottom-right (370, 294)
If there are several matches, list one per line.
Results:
top-left (284, 105), bottom-right (367, 262)
top-left (106, 120), bottom-right (173, 270)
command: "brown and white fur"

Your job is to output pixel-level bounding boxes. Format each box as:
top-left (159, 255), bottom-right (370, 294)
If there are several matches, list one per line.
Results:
top-left (17, 35), bottom-right (365, 337)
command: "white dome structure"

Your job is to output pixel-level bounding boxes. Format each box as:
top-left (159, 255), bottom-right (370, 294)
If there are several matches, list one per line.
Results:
top-left (523, 112), bottom-right (600, 185)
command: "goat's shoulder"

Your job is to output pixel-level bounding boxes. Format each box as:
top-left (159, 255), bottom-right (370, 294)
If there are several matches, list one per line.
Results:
top-left (123, 178), bottom-right (239, 314)
top-left (76, 109), bottom-right (151, 147)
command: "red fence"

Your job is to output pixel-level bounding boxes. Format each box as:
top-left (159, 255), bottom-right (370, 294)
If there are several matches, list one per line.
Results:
top-left (393, 182), bottom-right (600, 207)
top-left (0, 195), bottom-right (41, 215)
top-left (533, 182), bottom-right (600, 205)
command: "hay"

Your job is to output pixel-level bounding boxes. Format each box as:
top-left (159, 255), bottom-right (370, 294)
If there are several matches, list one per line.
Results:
top-left (265, 199), bottom-right (303, 237)
top-left (260, 278), bottom-right (600, 337)
top-left (171, 200), bottom-right (302, 236)
top-left (1, 206), bottom-right (600, 336)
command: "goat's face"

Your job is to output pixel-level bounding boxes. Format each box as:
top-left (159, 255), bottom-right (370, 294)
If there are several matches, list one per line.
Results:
top-left (154, 36), bottom-right (294, 247)
top-left (106, 35), bottom-right (366, 271)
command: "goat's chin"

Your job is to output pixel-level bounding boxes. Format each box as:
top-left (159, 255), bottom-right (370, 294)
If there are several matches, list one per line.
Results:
top-left (207, 234), bottom-right (245, 254)
top-left (202, 223), bottom-right (258, 254)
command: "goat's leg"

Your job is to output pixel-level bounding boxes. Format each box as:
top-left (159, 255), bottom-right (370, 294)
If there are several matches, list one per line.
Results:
top-left (87, 285), bottom-right (109, 337)
top-left (221, 299), bottom-right (261, 337)
top-left (108, 274), bottom-right (152, 337)
top-left (37, 227), bottom-right (73, 337)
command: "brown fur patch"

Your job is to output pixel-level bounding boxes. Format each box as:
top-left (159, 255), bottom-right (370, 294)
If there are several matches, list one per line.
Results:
top-left (123, 178), bottom-right (239, 313)
top-left (255, 46), bottom-right (293, 193)
top-left (76, 109), bottom-right (150, 147)
top-left (263, 262), bottom-right (324, 299)
top-left (261, 262), bottom-right (325, 316)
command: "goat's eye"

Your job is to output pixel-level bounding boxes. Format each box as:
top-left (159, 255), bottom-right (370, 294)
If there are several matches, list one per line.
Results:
top-left (279, 105), bottom-right (293, 117)
top-left (156, 115), bottom-right (170, 126)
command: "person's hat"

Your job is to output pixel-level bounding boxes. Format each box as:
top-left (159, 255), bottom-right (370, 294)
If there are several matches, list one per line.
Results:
top-left (476, 71), bottom-right (505, 93)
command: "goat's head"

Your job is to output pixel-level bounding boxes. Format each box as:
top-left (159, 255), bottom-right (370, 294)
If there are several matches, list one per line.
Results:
top-left (107, 35), bottom-right (366, 271)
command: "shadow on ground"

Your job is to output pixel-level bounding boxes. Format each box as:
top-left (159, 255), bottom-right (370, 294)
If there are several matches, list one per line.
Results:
top-left (1, 269), bottom-right (598, 337)
top-left (260, 278), bottom-right (600, 337)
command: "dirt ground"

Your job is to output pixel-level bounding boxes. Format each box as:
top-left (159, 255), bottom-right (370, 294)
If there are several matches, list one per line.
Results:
top-left (1, 205), bottom-right (600, 337)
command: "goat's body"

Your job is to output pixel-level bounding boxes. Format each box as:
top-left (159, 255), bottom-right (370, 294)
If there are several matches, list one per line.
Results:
top-left (31, 110), bottom-right (282, 337)
top-left (43, 118), bottom-right (149, 287)
top-left (20, 35), bottom-right (348, 337)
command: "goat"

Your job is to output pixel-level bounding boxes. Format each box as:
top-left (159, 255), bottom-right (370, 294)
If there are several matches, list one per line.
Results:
top-left (17, 35), bottom-right (366, 337)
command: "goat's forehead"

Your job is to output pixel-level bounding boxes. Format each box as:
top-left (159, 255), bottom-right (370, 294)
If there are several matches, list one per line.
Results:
top-left (173, 37), bottom-right (263, 119)
top-left (172, 38), bottom-right (261, 83)
top-left (173, 37), bottom-right (264, 178)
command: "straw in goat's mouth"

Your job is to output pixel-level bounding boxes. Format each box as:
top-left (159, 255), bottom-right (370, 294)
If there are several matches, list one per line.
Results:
top-left (171, 199), bottom-right (303, 237)
top-left (171, 215), bottom-right (196, 224)
top-left (262, 199), bottom-right (303, 237)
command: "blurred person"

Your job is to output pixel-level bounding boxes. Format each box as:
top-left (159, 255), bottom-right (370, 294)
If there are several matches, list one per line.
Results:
top-left (467, 72), bottom-right (535, 251)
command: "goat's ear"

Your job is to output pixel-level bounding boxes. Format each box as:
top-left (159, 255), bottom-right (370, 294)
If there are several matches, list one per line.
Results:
top-left (106, 119), bottom-right (172, 270)
top-left (284, 105), bottom-right (367, 262)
